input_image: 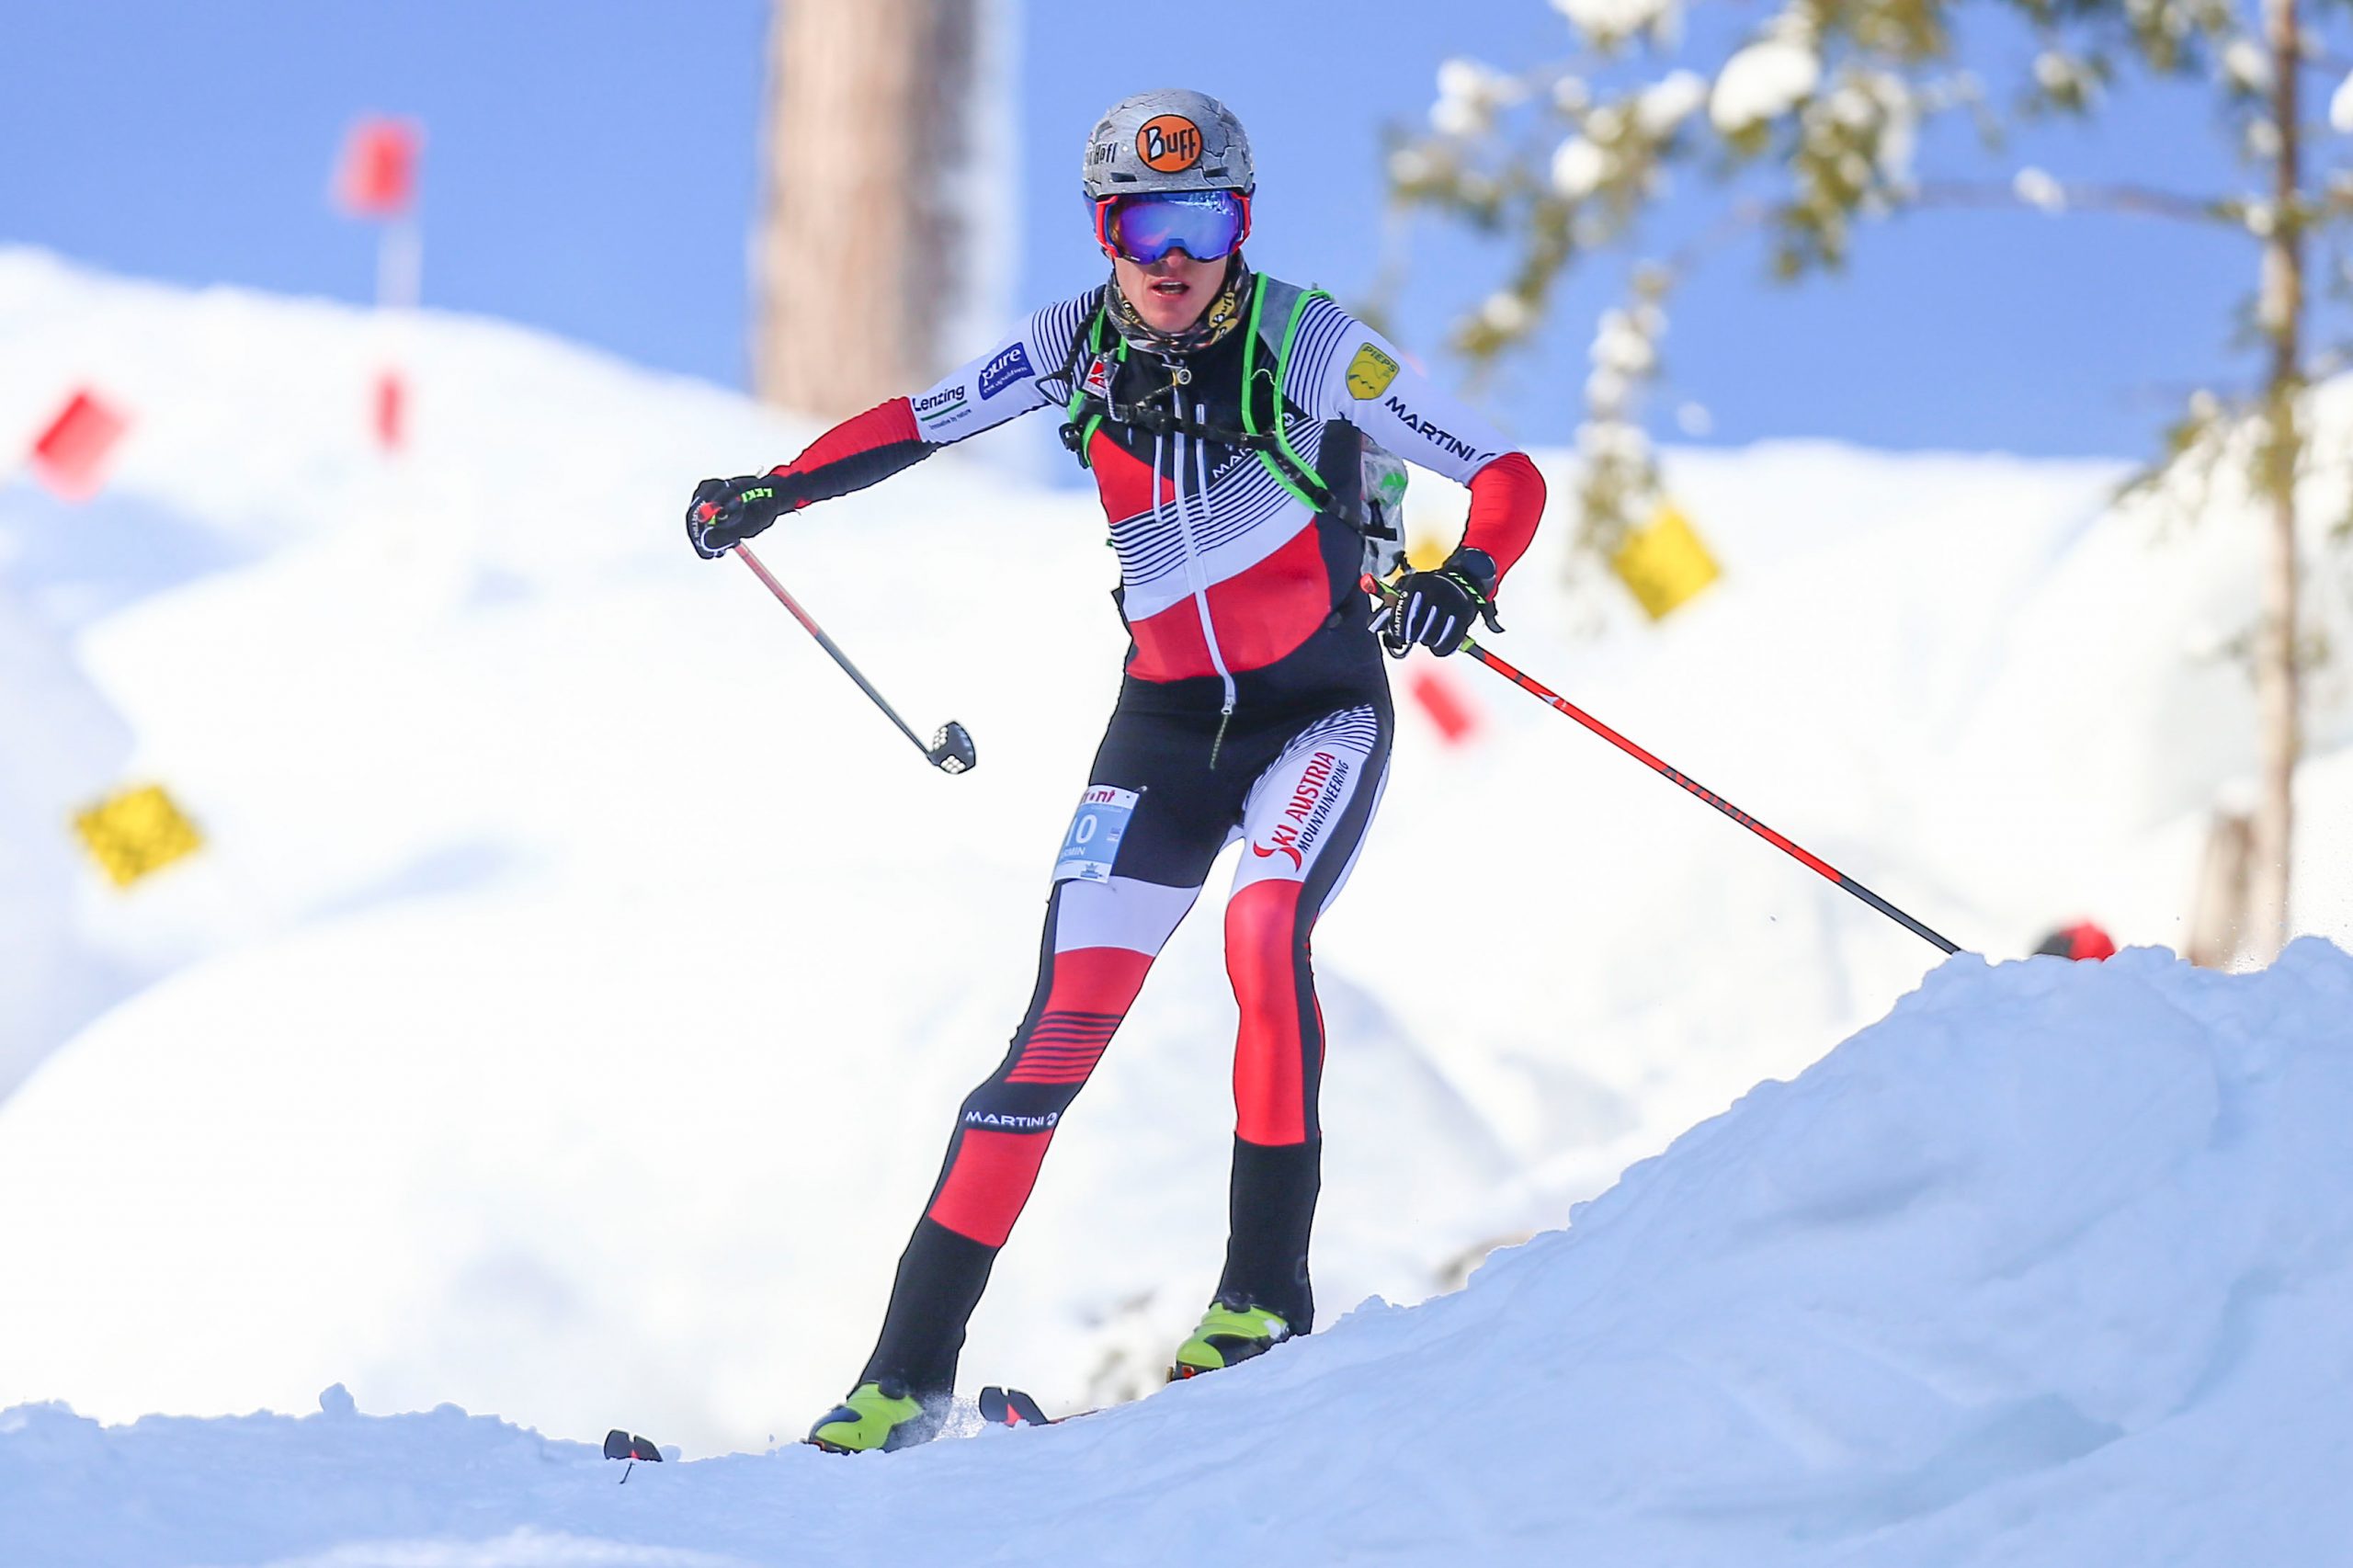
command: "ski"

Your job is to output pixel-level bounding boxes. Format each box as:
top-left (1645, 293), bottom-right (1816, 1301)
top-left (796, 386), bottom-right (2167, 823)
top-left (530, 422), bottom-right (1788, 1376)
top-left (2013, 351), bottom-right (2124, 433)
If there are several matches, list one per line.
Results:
top-left (980, 1385), bottom-right (1131, 1426)
top-left (977, 1385), bottom-right (1059, 1427)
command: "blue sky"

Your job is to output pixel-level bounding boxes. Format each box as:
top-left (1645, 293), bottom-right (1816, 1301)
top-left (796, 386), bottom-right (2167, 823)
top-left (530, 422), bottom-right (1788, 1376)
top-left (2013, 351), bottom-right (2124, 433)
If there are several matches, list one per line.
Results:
top-left (0, 0), bottom-right (2289, 460)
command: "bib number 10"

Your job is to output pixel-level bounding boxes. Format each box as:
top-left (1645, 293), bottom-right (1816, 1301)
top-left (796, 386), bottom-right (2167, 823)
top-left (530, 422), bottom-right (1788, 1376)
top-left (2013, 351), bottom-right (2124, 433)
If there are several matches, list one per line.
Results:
top-left (1053, 785), bottom-right (1140, 883)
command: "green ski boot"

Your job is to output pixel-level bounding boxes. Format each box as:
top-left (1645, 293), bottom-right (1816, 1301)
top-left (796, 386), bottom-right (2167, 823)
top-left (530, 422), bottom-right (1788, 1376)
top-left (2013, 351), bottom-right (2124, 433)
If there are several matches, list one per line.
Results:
top-left (805, 1379), bottom-right (940, 1454)
top-left (1170, 1300), bottom-right (1291, 1381)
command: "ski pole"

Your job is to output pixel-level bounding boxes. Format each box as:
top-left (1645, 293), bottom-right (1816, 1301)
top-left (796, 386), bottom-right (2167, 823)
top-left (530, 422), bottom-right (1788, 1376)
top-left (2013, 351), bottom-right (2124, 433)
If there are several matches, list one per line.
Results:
top-left (736, 544), bottom-right (975, 774)
top-left (1366, 575), bottom-right (1960, 955)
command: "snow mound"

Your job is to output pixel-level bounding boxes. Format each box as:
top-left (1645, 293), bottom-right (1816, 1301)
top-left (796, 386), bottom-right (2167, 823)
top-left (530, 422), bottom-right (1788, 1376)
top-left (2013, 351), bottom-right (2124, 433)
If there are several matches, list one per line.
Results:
top-left (8, 244), bottom-right (2353, 1469)
top-left (9, 939), bottom-right (2351, 1565)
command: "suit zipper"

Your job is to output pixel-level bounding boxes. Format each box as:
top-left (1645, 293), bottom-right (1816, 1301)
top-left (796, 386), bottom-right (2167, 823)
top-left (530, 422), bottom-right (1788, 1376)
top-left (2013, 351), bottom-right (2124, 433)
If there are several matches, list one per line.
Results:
top-left (1159, 402), bottom-right (1239, 767)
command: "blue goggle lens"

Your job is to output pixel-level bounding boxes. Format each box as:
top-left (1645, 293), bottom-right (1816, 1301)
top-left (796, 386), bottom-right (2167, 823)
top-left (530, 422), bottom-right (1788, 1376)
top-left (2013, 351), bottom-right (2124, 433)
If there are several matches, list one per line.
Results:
top-left (1106, 190), bottom-right (1247, 262)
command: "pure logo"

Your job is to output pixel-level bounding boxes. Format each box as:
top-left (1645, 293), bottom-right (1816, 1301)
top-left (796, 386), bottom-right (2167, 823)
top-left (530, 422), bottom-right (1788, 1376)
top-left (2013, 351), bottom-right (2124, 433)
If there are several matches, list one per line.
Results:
top-left (978, 342), bottom-right (1035, 401)
top-left (1135, 114), bottom-right (1204, 174)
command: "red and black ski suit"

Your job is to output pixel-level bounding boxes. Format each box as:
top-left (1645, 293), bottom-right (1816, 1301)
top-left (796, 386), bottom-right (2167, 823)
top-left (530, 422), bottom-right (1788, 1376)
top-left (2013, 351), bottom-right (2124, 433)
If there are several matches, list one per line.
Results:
top-left (761, 272), bottom-right (1546, 1395)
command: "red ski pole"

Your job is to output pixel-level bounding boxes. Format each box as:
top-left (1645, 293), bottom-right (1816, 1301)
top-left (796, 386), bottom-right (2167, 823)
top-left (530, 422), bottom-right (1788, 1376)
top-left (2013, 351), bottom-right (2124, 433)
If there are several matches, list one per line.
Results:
top-left (1367, 575), bottom-right (1961, 956)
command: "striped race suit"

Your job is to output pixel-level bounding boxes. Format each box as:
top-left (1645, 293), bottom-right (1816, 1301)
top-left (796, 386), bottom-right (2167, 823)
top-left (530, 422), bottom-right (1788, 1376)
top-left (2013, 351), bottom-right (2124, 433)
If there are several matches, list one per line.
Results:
top-left (759, 272), bottom-right (1547, 1393)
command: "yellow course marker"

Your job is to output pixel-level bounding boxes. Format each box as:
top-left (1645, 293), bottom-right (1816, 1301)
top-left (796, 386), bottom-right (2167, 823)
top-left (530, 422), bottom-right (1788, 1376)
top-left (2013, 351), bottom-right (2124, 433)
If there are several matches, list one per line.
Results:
top-left (1612, 501), bottom-right (1722, 621)
top-left (73, 783), bottom-right (205, 889)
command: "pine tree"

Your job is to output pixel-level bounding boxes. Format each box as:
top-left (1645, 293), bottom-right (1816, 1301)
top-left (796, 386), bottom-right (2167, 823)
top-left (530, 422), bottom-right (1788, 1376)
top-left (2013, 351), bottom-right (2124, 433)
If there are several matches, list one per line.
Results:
top-left (1392, 0), bottom-right (2353, 960)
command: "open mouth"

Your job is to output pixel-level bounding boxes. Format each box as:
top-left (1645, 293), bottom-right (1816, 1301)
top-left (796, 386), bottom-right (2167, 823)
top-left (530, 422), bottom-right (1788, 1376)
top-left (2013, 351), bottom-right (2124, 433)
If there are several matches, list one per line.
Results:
top-left (1149, 276), bottom-right (1189, 297)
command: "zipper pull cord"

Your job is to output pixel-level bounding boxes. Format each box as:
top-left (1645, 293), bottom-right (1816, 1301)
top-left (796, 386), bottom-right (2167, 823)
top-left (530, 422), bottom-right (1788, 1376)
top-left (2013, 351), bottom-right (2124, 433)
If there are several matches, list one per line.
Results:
top-left (1209, 703), bottom-right (1234, 770)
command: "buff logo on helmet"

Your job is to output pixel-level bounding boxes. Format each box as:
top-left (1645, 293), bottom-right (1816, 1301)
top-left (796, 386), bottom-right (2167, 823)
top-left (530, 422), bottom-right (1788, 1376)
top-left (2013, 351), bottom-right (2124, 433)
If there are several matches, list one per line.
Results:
top-left (1135, 115), bottom-right (1204, 173)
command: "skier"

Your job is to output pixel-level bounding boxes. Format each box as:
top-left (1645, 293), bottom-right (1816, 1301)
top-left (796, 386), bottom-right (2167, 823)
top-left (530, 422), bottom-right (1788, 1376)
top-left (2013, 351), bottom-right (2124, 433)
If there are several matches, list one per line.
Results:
top-left (687, 89), bottom-right (1548, 1452)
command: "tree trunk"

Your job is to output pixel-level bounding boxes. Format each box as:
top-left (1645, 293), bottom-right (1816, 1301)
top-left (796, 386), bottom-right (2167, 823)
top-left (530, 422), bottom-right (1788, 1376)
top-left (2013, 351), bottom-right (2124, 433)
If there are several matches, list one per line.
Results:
top-left (2248, 0), bottom-right (2305, 962)
top-left (754, 0), bottom-right (979, 420)
top-left (2187, 804), bottom-right (2254, 970)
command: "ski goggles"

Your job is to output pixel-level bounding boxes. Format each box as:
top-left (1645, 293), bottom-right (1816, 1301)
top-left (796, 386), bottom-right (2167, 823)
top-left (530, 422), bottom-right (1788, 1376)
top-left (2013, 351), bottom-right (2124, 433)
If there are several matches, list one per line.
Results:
top-left (1093, 189), bottom-right (1252, 263)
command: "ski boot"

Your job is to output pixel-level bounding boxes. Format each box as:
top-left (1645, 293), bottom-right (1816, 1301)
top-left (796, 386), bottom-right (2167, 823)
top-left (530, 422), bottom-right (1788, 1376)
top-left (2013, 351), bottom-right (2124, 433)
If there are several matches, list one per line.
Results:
top-left (1169, 1300), bottom-right (1290, 1381)
top-left (805, 1379), bottom-right (943, 1454)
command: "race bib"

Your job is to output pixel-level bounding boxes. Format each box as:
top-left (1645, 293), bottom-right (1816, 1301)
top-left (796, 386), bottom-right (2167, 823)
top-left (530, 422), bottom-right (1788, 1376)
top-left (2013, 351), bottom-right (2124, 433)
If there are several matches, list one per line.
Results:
top-left (1053, 785), bottom-right (1140, 883)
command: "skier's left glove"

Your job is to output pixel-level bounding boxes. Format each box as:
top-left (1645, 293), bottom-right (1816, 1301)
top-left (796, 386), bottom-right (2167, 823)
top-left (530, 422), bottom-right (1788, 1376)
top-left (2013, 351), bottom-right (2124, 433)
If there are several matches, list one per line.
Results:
top-left (1378, 547), bottom-right (1503, 658)
top-left (686, 472), bottom-right (804, 560)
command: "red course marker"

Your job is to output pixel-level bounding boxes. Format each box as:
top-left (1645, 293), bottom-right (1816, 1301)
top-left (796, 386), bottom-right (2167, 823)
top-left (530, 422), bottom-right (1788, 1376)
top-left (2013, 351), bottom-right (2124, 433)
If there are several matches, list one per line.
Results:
top-left (335, 118), bottom-right (422, 219)
top-left (1406, 664), bottom-right (1481, 745)
top-left (29, 390), bottom-right (130, 502)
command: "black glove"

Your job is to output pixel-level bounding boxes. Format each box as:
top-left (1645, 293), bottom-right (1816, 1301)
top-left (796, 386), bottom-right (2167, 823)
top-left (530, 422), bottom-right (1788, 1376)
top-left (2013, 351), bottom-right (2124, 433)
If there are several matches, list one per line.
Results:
top-left (686, 472), bottom-right (801, 560)
top-left (1378, 547), bottom-right (1503, 657)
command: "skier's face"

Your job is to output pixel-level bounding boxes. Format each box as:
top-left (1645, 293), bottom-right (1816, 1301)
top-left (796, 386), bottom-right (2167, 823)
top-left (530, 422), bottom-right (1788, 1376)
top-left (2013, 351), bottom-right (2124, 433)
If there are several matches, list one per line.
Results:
top-left (1114, 246), bottom-right (1226, 335)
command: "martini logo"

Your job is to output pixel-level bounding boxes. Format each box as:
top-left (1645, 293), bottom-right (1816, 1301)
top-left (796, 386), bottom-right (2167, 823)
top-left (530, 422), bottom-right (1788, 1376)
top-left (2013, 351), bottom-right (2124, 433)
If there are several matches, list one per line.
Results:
top-left (963, 1108), bottom-right (1061, 1131)
top-left (1382, 393), bottom-right (1494, 465)
top-left (1346, 343), bottom-right (1400, 401)
top-left (1135, 115), bottom-right (1204, 173)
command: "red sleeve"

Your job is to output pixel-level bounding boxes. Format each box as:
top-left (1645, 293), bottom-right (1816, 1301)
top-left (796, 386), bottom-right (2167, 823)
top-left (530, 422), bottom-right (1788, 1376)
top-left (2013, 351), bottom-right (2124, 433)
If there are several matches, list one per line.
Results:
top-left (1461, 451), bottom-right (1546, 587)
top-left (768, 396), bottom-right (934, 507)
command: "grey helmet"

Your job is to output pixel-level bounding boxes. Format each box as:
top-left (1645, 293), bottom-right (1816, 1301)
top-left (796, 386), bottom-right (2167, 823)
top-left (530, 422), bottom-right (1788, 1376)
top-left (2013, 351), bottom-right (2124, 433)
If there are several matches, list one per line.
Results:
top-left (1082, 89), bottom-right (1255, 201)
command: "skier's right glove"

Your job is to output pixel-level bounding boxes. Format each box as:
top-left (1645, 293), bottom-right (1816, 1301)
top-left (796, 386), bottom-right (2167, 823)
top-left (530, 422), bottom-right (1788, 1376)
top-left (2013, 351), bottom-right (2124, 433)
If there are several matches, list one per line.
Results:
top-left (686, 472), bottom-right (804, 559)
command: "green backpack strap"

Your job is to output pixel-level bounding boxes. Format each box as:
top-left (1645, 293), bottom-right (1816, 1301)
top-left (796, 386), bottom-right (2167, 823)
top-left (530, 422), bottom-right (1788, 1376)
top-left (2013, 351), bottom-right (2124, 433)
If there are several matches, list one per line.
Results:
top-left (1241, 282), bottom-right (1336, 513)
top-left (1059, 301), bottom-right (1125, 472)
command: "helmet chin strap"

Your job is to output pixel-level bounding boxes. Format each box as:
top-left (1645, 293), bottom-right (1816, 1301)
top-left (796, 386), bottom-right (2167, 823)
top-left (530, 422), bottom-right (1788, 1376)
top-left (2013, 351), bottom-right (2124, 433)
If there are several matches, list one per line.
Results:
top-left (1108, 253), bottom-right (1254, 357)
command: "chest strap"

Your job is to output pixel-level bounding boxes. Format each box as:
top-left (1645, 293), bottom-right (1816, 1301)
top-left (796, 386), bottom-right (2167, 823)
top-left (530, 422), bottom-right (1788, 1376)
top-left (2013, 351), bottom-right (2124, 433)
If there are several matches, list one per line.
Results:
top-left (1057, 283), bottom-right (1338, 517)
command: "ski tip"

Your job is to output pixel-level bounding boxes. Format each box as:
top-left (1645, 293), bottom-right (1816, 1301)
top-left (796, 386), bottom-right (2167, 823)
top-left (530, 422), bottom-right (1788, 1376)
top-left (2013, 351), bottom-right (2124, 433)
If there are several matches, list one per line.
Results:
top-left (977, 1385), bottom-right (1051, 1427)
top-left (603, 1429), bottom-right (664, 1461)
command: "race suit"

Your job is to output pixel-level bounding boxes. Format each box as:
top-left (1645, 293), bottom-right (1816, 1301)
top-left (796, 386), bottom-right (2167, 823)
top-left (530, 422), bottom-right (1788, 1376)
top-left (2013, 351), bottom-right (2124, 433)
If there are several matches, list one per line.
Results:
top-left (758, 271), bottom-right (1547, 1394)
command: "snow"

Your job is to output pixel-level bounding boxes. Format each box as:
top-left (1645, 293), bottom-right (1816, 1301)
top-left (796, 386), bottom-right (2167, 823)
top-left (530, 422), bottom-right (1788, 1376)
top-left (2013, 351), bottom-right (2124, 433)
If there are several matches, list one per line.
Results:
top-left (1550, 0), bottom-right (1681, 48)
top-left (1711, 37), bottom-right (1823, 134)
top-left (6, 244), bottom-right (2353, 1558)
top-left (2222, 37), bottom-right (2271, 95)
top-left (9, 940), bottom-right (2353, 1564)
top-left (2014, 165), bottom-right (2067, 214)
top-left (1551, 134), bottom-right (1610, 199)
top-left (1429, 58), bottom-right (1523, 138)
top-left (1633, 70), bottom-right (1709, 139)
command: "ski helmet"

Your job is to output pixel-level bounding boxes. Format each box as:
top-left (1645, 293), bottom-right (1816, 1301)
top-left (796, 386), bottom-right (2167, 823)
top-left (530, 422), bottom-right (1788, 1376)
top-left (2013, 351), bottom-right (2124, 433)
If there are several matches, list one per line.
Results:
top-left (1082, 89), bottom-right (1255, 201)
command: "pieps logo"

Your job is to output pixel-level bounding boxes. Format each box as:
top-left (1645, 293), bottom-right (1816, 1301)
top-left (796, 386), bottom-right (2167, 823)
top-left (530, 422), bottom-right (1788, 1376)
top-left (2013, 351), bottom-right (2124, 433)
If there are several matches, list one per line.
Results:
top-left (1135, 115), bottom-right (1204, 173)
top-left (1346, 343), bottom-right (1400, 401)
